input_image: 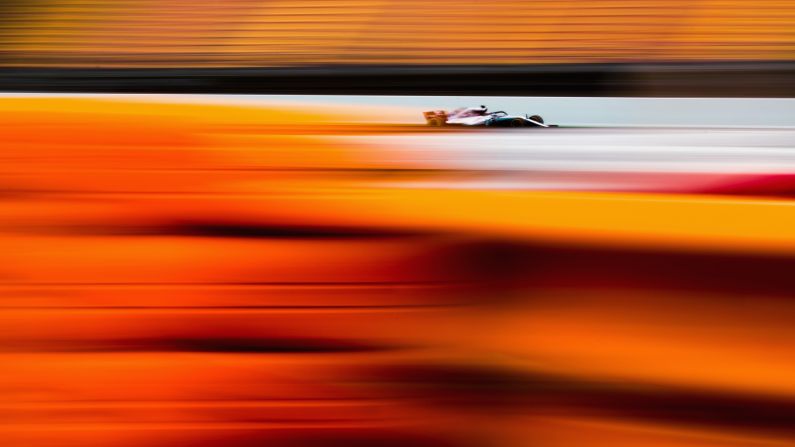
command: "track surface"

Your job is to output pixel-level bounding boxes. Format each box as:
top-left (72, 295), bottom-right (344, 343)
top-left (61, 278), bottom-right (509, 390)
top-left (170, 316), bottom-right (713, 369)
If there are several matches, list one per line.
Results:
top-left (3, 95), bottom-right (795, 447)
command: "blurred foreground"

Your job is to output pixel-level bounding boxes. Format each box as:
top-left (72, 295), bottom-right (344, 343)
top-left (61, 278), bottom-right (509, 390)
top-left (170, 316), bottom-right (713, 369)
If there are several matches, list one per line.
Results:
top-left (2, 96), bottom-right (795, 447)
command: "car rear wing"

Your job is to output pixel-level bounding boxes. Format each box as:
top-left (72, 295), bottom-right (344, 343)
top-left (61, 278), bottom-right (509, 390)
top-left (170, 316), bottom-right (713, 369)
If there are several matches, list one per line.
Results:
top-left (423, 110), bottom-right (448, 125)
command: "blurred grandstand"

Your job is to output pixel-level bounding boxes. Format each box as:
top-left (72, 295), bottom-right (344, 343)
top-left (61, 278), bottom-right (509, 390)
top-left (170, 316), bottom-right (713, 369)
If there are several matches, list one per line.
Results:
top-left (1, 0), bottom-right (794, 95)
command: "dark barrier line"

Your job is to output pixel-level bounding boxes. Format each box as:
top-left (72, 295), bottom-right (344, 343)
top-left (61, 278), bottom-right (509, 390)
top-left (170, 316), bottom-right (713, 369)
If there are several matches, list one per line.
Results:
top-left (0, 61), bottom-right (793, 97)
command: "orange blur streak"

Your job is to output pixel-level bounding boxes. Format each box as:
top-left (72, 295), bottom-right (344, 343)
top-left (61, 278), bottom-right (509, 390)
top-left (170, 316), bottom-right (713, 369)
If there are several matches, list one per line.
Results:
top-left (2, 97), bottom-right (795, 447)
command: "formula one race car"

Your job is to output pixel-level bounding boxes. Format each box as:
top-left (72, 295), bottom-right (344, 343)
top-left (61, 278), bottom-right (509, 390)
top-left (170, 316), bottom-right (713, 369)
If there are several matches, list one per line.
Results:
top-left (423, 105), bottom-right (553, 128)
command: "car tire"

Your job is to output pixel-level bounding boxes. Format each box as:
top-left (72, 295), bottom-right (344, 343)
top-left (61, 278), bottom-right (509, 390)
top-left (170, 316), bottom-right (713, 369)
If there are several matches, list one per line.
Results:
top-left (528, 115), bottom-right (544, 124)
top-left (510, 118), bottom-right (525, 127)
top-left (427, 118), bottom-right (443, 126)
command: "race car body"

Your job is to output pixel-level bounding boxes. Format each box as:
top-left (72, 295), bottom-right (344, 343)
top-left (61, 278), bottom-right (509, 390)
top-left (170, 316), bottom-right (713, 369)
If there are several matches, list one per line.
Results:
top-left (423, 105), bottom-right (553, 127)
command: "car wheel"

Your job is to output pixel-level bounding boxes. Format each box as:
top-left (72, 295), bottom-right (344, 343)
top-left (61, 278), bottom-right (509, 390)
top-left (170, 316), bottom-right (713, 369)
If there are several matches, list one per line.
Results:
top-left (510, 118), bottom-right (525, 127)
top-left (528, 115), bottom-right (544, 124)
top-left (427, 118), bottom-right (442, 126)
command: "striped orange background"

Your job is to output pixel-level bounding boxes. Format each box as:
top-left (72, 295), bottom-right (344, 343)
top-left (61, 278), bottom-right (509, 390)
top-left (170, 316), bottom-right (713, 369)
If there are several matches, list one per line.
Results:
top-left (2, 0), bottom-right (794, 67)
